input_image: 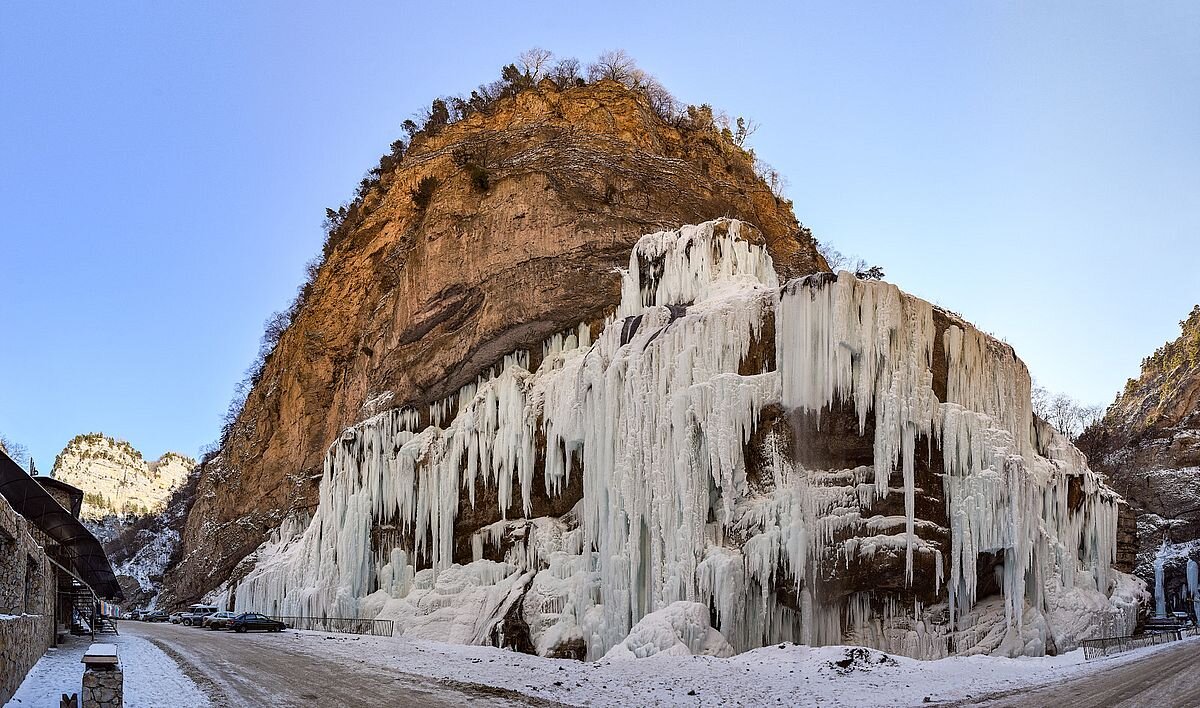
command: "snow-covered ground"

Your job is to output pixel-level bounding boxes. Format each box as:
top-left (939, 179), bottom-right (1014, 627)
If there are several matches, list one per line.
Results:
top-left (5, 633), bottom-right (209, 708)
top-left (8, 623), bottom-right (1197, 707)
top-left (274, 628), bottom-right (1200, 707)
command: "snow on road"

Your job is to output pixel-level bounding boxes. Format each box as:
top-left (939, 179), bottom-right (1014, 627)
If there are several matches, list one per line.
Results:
top-left (271, 627), bottom-right (1200, 706)
top-left (5, 631), bottom-right (209, 708)
top-left (8, 623), bottom-right (1198, 707)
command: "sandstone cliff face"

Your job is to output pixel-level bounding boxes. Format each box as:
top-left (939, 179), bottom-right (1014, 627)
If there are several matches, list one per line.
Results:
top-left (164, 80), bottom-right (825, 604)
top-left (49, 433), bottom-right (196, 608)
top-left (51, 433), bottom-right (192, 521)
top-left (1078, 305), bottom-right (1200, 604)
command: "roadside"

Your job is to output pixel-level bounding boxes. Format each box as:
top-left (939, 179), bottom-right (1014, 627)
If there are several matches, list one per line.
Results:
top-left (5, 630), bottom-right (210, 708)
top-left (968, 636), bottom-right (1200, 707)
top-left (123, 620), bottom-right (532, 707)
top-left (240, 628), bottom-right (1200, 707)
top-left (19, 620), bottom-right (1198, 708)
top-left (142, 622), bottom-right (1200, 707)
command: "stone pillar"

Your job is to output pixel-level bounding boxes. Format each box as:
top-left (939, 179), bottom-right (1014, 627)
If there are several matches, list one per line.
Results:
top-left (81, 662), bottom-right (122, 708)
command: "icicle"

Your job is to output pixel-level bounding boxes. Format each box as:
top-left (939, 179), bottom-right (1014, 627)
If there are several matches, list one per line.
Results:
top-left (229, 218), bottom-right (1136, 662)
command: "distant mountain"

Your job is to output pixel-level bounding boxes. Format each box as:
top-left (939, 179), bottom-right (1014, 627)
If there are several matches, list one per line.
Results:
top-left (51, 432), bottom-right (193, 521)
top-left (1078, 306), bottom-right (1200, 611)
top-left (49, 432), bottom-right (197, 608)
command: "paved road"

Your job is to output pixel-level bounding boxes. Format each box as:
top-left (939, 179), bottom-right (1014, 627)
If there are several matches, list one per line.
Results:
top-left (123, 620), bottom-right (533, 708)
top-left (972, 638), bottom-right (1200, 707)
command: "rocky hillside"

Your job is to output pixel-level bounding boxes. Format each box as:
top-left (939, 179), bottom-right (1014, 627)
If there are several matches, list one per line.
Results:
top-left (163, 75), bottom-right (825, 606)
top-left (1078, 305), bottom-right (1200, 606)
top-left (49, 433), bottom-right (197, 608)
top-left (51, 433), bottom-right (193, 521)
top-left (161, 60), bottom-right (1137, 662)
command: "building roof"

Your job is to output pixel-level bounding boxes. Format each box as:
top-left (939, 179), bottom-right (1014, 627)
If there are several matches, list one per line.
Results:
top-left (35, 476), bottom-right (84, 518)
top-left (0, 450), bottom-right (123, 600)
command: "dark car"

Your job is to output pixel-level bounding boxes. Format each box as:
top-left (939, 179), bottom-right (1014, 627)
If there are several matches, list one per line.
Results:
top-left (144, 611), bottom-right (168, 622)
top-left (230, 613), bottom-right (286, 633)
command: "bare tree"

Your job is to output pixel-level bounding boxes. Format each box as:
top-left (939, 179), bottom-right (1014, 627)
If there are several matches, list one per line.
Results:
top-left (262, 310), bottom-right (291, 349)
top-left (517, 47), bottom-right (554, 82)
top-left (815, 239), bottom-right (885, 280)
top-left (733, 117), bottom-right (759, 147)
top-left (0, 433), bottom-right (29, 467)
top-left (816, 240), bottom-right (849, 271)
top-left (1032, 383), bottom-right (1051, 420)
top-left (753, 156), bottom-right (788, 198)
top-left (587, 49), bottom-right (638, 84)
top-left (550, 57), bottom-right (582, 86)
top-left (636, 73), bottom-right (678, 120)
top-left (1033, 382), bottom-right (1104, 439)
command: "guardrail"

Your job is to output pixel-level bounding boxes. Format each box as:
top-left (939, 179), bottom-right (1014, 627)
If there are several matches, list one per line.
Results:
top-left (1081, 627), bottom-right (1199, 660)
top-left (270, 615), bottom-right (394, 637)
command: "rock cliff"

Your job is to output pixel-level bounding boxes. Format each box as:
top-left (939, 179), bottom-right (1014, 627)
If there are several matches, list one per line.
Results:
top-left (51, 433), bottom-right (192, 521)
top-left (162, 74), bottom-right (1138, 660)
top-left (1078, 305), bottom-right (1200, 613)
top-left (49, 433), bottom-right (196, 608)
top-left (163, 79), bottom-right (824, 606)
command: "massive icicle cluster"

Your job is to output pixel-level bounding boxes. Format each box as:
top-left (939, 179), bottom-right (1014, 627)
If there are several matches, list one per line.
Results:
top-left (230, 219), bottom-right (1141, 660)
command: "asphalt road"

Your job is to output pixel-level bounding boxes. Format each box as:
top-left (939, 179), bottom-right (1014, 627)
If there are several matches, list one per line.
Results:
top-left (123, 620), bottom-right (532, 708)
top-left (972, 637), bottom-right (1200, 708)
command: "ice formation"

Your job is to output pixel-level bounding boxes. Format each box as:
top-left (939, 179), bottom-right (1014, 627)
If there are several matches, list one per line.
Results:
top-left (1155, 540), bottom-right (1168, 618)
top-left (602, 601), bottom-right (735, 660)
top-left (1189, 559), bottom-right (1200, 622)
top-left (230, 219), bottom-right (1141, 660)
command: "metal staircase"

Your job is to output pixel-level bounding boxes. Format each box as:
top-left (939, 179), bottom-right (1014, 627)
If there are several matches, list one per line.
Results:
top-left (68, 585), bottom-right (96, 636)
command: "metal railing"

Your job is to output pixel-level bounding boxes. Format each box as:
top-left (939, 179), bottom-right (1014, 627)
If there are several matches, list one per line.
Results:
top-left (1081, 628), bottom-right (1197, 660)
top-left (270, 615), bottom-right (393, 637)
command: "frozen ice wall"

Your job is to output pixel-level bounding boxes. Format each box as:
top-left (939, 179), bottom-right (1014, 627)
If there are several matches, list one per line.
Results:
top-left (230, 219), bottom-right (1141, 660)
top-left (1155, 541), bottom-right (1168, 618)
top-left (1189, 558), bottom-right (1199, 622)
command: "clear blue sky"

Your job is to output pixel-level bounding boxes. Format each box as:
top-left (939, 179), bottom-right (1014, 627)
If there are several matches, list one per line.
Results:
top-left (1, 2), bottom-right (1197, 468)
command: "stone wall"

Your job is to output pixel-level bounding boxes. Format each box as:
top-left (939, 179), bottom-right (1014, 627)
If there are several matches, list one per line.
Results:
top-left (82, 665), bottom-right (123, 708)
top-left (0, 494), bottom-right (57, 704)
top-left (40, 484), bottom-right (76, 516)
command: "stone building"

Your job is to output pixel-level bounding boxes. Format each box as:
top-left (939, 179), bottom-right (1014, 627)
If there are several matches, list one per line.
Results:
top-left (0, 450), bottom-right (123, 703)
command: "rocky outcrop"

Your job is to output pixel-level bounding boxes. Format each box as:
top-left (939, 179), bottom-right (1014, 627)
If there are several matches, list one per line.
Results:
top-left (50, 434), bottom-right (196, 609)
top-left (1078, 305), bottom-right (1200, 612)
top-left (165, 79), bottom-right (825, 605)
top-left (162, 72), bottom-right (1136, 661)
top-left (52, 433), bottom-right (192, 521)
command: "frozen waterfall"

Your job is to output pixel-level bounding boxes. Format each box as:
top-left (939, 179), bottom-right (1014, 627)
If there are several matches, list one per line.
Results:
top-left (1155, 540), bottom-right (1168, 618)
top-left (229, 219), bottom-right (1142, 660)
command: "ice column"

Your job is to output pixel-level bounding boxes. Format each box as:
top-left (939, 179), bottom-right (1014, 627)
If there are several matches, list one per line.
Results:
top-left (1155, 540), bottom-right (1168, 618)
top-left (1189, 559), bottom-right (1199, 623)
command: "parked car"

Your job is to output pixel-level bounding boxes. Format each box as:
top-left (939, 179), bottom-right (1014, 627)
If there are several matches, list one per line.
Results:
top-left (168, 612), bottom-right (183, 624)
top-left (203, 611), bottom-right (238, 630)
top-left (144, 610), bottom-right (168, 622)
top-left (230, 613), bottom-right (286, 633)
top-left (180, 604), bottom-right (219, 626)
